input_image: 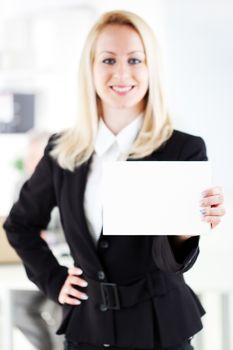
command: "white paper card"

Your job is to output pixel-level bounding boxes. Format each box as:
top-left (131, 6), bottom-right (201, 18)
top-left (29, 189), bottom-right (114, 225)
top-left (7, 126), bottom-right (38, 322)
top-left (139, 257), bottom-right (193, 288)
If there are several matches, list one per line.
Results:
top-left (103, 161), bottom-right (212, 235)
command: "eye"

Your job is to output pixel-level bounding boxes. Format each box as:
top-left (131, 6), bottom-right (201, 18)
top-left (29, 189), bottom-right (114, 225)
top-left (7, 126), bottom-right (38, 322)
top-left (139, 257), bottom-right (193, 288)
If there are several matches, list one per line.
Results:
top-left (102, 58), bottom-right (116, 65)
top-left (128, 58), bottom-right (142, 65)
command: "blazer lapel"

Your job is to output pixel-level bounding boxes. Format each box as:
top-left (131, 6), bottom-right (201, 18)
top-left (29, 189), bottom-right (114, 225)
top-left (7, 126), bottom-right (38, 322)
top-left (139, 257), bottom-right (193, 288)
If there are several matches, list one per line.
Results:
top-left (71, 155), bottom-right (101, 258)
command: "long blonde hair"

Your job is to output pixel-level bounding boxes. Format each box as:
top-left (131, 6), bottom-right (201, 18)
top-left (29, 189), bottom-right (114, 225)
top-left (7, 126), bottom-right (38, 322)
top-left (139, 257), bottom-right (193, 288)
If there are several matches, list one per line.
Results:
top-left (51, 10), bottom-right (173, 171)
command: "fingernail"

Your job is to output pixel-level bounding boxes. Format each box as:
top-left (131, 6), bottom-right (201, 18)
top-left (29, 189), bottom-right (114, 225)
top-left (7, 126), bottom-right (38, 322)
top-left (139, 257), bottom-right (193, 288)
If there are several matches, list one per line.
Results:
top-left (81, 294), bottom-right (88, 300)
top-left (81, 281), bottom-right (88, 287)
top-left (75, 300), bottom-right (81, 305)
top-left (200, 208), bottom-right (206, 215)
top-left (76, 268), bottom-right (83, 274)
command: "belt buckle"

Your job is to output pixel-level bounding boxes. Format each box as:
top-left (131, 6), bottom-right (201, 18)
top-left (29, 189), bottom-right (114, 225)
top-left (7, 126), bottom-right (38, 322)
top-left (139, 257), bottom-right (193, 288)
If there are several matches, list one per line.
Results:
top-left (100, 282), bottom-right (120, 310)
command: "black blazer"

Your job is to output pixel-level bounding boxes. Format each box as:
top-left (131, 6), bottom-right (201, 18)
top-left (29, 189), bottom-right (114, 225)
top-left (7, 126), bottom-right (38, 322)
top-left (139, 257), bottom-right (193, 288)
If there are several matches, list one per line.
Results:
top-left (4, 130), bottom-right (207, 348)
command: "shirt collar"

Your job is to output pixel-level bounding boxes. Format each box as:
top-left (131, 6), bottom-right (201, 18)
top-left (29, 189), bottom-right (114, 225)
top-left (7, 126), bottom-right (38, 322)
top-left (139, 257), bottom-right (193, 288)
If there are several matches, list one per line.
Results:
top-left (95, 114), bottom-right (144, 156)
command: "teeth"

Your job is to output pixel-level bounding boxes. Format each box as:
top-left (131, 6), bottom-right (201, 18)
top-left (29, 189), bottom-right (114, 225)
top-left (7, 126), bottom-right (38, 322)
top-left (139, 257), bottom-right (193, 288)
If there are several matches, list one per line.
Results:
top-left (111, 86), bottom-right (133, 92)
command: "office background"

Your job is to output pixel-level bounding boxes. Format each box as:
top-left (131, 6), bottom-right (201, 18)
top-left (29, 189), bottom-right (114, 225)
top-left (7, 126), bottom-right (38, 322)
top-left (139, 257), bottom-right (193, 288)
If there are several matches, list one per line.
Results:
top-left (0, 0), bottom-right (232, 349)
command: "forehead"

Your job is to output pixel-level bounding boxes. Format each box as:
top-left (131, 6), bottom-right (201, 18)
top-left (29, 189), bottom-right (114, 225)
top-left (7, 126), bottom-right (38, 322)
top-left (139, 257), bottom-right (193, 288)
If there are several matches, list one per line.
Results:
top-left (95, 24), bottom-right (145, 54)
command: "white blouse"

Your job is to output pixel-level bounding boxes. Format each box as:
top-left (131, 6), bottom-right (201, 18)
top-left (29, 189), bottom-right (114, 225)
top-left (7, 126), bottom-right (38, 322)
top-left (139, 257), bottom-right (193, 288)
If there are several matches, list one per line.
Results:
top-left (83, 115), bottom-right (144, 244)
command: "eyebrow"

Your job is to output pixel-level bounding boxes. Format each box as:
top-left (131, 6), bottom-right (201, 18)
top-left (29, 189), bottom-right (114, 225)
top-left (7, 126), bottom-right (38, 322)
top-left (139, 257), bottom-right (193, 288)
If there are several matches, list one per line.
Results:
top-left (98, 50), bottom-right (145, 56)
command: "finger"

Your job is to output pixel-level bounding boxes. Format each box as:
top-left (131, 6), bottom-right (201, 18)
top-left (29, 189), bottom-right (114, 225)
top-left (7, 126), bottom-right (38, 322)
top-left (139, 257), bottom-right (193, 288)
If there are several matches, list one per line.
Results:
top-left (64, 287), bottom-right (88, 300)
top-left (201, 186), bottom-right (223, 197)
top-left (68, 267), bottom-right (83, 276)
top-left (63, 296), bottom-right (82, 305)
top-left (59, 291), bottom-right (81, 305)
top-left (202, 215), bottom-right (221, 227)
top-left (200, 206), bottom-right (226, 217)
top-left (67, 276), bottom-right (88, 287)
top-left (200, 194), bottom-right (224, 207)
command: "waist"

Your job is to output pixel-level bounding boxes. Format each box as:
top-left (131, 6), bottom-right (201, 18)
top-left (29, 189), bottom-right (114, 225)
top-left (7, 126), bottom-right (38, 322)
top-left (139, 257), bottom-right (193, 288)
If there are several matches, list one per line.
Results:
top-left (84, 269), bottom-right (185, 310)
top-left (65, 338), bottom-right (192, 350)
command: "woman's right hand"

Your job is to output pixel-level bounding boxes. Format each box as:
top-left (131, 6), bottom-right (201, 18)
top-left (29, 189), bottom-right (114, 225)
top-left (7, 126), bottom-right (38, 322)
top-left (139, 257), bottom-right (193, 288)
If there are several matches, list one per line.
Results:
top-left (58, 266), bottom-right (88, 305)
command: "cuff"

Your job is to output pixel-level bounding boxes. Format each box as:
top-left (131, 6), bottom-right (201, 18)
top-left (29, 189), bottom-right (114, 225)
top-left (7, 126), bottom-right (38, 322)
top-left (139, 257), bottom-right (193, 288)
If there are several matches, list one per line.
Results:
top-left (152, 236), bottom-right (200, 273)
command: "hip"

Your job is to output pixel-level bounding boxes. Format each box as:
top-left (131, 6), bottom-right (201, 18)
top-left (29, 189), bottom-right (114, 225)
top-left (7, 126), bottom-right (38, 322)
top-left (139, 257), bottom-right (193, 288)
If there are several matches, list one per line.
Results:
top-left (64, 339), bottom-right (194, 350)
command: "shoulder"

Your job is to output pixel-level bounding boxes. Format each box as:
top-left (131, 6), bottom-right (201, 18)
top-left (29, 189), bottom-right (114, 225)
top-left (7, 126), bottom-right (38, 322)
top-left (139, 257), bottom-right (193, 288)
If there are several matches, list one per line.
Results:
top-left (43, 132), bottom-right (64, 166)
top-left (168, 129), bottom-right (206, 148)
top-left (39, 133), bottom-right (63, 173)
top-left (44, 133), bottom-right (61, 154)
top-left (152, 129), bottom-right (208, 161)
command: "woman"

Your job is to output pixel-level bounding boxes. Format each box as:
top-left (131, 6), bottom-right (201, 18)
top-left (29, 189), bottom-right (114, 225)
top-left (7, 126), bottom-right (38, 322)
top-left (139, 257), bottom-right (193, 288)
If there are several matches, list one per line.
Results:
top-left (4, 10), bottom-right (225, 350)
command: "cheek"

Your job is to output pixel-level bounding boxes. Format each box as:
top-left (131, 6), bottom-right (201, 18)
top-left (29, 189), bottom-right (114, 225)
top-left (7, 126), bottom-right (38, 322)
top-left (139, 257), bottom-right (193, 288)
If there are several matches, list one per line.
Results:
top-left (93, 67), bottom-right (101, 89)
top-left (136, 67), bottom-right (149, 86)
top-left (93, 63), bottom-right (109, 79)
top-left (138, 73), bottom-right (149, 93)
top-left (93, 70), bottom-right (110, 92)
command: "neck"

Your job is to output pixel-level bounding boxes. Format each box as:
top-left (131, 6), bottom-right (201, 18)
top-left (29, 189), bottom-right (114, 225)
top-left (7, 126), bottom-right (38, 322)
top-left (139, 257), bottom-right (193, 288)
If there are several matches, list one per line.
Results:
top-left (101, 103), bottom-right (145, 135)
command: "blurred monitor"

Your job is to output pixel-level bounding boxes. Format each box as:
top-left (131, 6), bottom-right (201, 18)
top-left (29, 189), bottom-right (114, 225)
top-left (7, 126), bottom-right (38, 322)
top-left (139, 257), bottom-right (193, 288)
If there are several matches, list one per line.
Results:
top-left (0, 92), bottom-right (35, 133)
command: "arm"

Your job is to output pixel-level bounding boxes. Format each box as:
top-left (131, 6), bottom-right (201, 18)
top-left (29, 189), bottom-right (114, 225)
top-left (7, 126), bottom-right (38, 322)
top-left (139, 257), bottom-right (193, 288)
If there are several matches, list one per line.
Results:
top-left (167, 183), bottom-right (225, 269)
top-left (3, 137), bottom-right (68, 303)
top-left (152, 235), bottom-right (200, 273)
top-left (152, 135), bottom-right (207, 273)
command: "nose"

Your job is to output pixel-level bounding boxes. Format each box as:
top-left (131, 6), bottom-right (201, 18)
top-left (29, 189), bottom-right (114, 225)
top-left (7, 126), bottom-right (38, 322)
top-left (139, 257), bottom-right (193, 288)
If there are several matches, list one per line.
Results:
top-left (112, 61), bottom-right (130, 80)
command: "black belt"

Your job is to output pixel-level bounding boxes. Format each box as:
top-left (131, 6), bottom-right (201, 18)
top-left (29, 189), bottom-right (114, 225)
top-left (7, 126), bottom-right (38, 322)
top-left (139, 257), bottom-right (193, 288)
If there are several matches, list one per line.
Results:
top-left (84, 270), bottom-right (184, 311)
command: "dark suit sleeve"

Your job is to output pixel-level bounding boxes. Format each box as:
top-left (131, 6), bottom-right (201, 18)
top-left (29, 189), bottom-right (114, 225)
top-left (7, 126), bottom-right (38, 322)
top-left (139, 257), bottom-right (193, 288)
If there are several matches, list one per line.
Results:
top-left (152, 135), bottom-right (207, 273)
top-left (3, 137), bottom-right (68, 303)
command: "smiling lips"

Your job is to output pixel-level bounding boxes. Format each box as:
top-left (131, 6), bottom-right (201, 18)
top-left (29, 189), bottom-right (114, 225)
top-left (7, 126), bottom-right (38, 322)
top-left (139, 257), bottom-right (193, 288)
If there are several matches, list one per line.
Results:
top-left (110, 85), bottom-right (135, 96)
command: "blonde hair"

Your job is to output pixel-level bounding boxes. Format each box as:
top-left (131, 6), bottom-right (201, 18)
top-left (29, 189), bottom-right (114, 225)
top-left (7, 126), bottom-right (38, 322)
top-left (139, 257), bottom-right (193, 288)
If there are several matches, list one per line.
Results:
top-left (51, 10), bottom-right (173, 171)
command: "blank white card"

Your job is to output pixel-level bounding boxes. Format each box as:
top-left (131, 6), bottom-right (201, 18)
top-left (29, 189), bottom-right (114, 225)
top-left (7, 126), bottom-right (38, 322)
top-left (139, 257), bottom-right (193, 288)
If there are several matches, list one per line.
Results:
top-left (103, 161), bottom-right (212, 236)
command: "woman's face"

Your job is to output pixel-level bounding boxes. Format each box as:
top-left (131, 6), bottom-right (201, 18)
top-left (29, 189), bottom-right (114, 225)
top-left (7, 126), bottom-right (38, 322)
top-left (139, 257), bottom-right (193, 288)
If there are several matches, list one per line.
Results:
top-left (93, 24), bottom-right (149, 114)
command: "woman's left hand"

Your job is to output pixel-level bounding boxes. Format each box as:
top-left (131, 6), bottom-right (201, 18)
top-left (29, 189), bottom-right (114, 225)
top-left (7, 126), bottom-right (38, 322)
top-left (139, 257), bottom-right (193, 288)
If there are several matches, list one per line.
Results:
top-left (178, 186), bottom-right (225, 242)
top-left (200, 186), bottom-right (225, 229)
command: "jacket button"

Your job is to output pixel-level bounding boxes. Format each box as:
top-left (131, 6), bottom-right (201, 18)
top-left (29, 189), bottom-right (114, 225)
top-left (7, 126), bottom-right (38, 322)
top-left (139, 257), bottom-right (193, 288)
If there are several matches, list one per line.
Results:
top-left (100, 240), bottom-right (109, 249)
top-left (99, 304), bottom-right (108, 312)
top-left (97, 271), bottom-right (105, 280)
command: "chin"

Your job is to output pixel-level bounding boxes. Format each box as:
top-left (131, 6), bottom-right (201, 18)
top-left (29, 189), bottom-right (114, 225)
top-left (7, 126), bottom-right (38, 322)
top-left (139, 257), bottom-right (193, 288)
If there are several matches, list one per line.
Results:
top-left (112, 103), bottom-right (135, 109)
top-left (108, 99), bottom-right (141, 109)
